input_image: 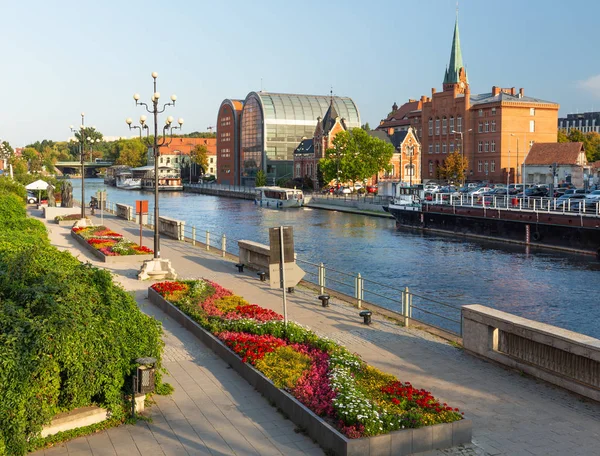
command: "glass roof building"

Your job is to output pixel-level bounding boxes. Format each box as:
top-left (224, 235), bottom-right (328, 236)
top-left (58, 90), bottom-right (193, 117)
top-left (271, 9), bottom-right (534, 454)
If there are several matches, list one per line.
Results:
top-left (240, 91), bottom-right (361, 185)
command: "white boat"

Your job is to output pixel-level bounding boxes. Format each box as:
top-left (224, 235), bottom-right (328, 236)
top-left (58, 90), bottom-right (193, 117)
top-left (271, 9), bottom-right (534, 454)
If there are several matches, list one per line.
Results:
top-left (255, 186), bottom-right (304, 208)
top-left (116, 172), bottom-right (142, 190)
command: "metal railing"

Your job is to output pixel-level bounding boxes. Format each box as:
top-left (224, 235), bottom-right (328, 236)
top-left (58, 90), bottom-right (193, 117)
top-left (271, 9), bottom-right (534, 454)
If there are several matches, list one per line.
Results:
top-left (426, 193), bottom-right (600, 217)
top-left (185, 182), bottom-right (256, 194)
top-left (310, 193), bottom-right (393, 205)
top-left (99, 198), bottom-right (464, 336)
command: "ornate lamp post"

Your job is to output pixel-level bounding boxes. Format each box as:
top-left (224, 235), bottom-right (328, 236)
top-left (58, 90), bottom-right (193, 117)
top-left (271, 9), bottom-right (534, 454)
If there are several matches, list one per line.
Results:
top-left (127, 72), bottom-right (182, 280)
top-left (69, 113), bottom-right (87, 221)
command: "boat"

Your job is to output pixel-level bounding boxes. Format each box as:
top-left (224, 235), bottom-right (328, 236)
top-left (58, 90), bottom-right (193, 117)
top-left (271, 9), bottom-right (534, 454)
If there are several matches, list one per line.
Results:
top-left (116, 172), bottom-right (142, 190)
top-left (132, 165), bottom-right (183, 191)
top-left (254, 186), bottom-right (304, 208)
top-left (105, 165), bottom-right (131, 186)
top-left (384, 186), bottom-right (600, 258)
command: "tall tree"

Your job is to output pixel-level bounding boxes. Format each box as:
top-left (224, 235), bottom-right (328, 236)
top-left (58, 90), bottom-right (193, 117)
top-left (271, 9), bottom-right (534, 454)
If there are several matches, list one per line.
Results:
top-left (361, 122), bottom-right (371, 131)
top-left (114, 139), bottom-right (146, 167)
top-left (255, 169), bottom-right (267, 187)
top-left (557, 128), bottom-right (600, 162)
top-left (438, 151), bottom-right (468, 184)
top-left (320, 128), bottom-right (394, 186)
top-left (190, 144), bottom-right (209, 175)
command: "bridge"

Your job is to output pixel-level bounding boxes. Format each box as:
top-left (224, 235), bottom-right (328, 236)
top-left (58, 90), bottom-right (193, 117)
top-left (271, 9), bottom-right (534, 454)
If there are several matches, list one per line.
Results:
top-left (55, 160), bottom-right (114, 177)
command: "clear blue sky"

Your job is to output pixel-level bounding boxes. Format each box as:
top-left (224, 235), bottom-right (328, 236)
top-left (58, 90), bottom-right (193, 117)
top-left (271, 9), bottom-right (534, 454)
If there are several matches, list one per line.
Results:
top-left (2, 0), bottom-right (599, 146)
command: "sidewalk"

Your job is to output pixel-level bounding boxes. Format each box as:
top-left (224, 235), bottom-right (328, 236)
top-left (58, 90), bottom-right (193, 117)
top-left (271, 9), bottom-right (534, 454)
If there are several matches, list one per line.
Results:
top-left (35, 210), bottom-right (600, 455)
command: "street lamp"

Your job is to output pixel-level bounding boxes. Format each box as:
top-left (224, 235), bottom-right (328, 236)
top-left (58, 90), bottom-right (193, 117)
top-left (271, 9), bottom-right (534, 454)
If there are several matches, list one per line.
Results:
top-left (452, 129), bottom-right (472, 186)
top-left (128, 72), bottom-right (182, 280)
top-left (69, 113), bottom-right (87, 220)
top-left (510, 134), bottom-right (520, 184)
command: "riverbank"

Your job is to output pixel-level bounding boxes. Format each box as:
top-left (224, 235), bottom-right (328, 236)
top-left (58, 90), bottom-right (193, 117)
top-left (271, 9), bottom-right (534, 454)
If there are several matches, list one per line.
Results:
top-left (32, 208), bottom-right (600, 456)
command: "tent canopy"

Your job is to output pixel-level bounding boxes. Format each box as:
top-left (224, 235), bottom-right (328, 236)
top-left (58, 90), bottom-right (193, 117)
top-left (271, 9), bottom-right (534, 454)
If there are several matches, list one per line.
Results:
top-left (25, 179), bottom-right (49, 191)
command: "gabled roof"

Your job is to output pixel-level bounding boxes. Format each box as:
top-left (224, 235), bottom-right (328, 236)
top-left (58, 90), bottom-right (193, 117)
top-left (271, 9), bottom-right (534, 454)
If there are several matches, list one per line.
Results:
top-left (525, 142), bottom-right (585, 165)
top-left (589, 160), bottom-right (600, 170)
top-left (377, 100), bottom-right (421, 130)
top-left (294, 138), bottom-right (314, 155)
top-left (390, 130), bottom-right (409, 149)
top-left (470, 92), bottom-right (558, 106)
top-left (367, 130), bottom-right (393, 145)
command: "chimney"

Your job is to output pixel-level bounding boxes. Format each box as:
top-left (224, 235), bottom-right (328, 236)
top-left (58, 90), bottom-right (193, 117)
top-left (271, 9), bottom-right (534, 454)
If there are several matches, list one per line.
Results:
top-left (511, 87), bottom-right (516, 96)
top-left (432, 88), bottom-right (437, 95)
top-left (388, 128), bottom-right (394, 136)
top-left (492, 86), bottom-right (501, 96)
top-left (420, 95), bottom-right (427, 103)
top-left (519, 88), bottom-right (524, 98)
top-left (380, 120), bottom-right (384, 126)
top-left (409, 99), bottom-right (416, 103)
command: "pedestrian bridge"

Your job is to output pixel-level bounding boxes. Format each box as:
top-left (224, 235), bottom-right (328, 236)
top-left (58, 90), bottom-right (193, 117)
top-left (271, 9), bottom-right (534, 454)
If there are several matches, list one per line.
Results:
top-left (55, 160), bottom-right (114, 176)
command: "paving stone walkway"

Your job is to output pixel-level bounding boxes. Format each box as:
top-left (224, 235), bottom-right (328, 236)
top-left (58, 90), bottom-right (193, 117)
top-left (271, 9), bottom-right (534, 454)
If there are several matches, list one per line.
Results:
top-left (32, 210), bottom-right (600, 455)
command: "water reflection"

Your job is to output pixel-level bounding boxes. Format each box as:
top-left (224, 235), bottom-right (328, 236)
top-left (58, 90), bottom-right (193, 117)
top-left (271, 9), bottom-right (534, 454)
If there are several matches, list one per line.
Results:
top-left (70, 179), bottom-right (600, 338)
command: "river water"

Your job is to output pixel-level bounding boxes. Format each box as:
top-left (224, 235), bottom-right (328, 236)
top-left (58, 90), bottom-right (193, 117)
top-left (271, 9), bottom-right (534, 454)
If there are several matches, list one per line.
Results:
top-left (71, 179), bottom-right (600, 338)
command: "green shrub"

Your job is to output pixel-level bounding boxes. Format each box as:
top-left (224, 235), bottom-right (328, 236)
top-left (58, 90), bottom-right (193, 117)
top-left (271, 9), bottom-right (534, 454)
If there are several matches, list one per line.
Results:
top-left (0, 190), bottom-right (164, 455)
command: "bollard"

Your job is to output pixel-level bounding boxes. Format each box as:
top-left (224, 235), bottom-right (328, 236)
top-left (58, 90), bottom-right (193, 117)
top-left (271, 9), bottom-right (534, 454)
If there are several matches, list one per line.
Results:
top-left (354, 273), bottom-right (363, 309)
top-left (318, 294), bottom-right (330, 307)
top-left (257, 271), bottom-right (266, 282)
top-left (206, 230), bottom-right (210, 251)
top-left (318, 262), bottom-right (325, 295)
top-left (192, 226), bottom-right (196, 246)
top-left (221, 234), bottom-right (226, 257)
top-left (359, 310), bottom-right (372, 325)
top-left (402, 287), bottom-right (410, 328)
top-left (235, 263), bottom-right (244, 273)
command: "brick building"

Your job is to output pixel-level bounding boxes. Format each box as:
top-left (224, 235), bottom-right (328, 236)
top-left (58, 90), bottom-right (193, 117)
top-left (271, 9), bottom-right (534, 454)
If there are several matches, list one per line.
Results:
top-left (381, 15), bottom-right (559, 185)
top-left (293, 99), bottom-right (349, 187)
top-left (216, 99), bottom-right (243, 184)
top-left (369, 127), bottom-right (421, 185)
top-left (155, 137), bottom-right (216, 180)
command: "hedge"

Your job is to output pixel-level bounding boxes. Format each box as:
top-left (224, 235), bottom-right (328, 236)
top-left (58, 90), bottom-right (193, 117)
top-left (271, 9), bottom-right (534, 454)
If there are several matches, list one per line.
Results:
top-left (0, 185), bottom-right (164, 455)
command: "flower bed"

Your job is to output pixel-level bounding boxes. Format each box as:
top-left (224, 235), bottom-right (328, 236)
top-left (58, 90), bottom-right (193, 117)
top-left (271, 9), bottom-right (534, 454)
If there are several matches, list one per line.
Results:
top-left (149, 280), bottom-right (471, 454)
top-left (71, 225), bottom-right (154, 263)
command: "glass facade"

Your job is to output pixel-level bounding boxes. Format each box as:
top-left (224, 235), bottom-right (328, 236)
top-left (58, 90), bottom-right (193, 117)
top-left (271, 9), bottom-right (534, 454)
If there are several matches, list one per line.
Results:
top-left (240, 92), bottom-right (361, 185)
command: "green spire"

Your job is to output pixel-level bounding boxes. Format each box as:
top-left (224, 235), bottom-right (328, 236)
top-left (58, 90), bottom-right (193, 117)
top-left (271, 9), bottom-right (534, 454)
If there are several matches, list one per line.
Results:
top-left (443, 14), bottom-right (468, 85)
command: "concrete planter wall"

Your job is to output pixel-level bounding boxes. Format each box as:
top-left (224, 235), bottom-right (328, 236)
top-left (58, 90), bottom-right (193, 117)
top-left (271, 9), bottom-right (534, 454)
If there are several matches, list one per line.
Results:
top-left (148, 287), bottom-right (472, 456)
top-left (56, 219), bottom-right (82, 227)
top-left (71, 231), bottom-right (154, 264)
top-left (43, 207), bottom-right (80, 220)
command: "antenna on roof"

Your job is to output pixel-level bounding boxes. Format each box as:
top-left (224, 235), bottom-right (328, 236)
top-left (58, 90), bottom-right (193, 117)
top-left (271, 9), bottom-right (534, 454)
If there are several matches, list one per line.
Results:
top-left (260, 77), bottom-right (263, 92)
top-left (330, 86), bottom-right (334, 105)
top-left (456, 1), bottom-right (459, 20)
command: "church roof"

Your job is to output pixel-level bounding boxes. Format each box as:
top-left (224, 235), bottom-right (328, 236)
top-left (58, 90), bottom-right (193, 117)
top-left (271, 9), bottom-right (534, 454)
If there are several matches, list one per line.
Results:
top-left (320, 100), bottom-right (340, 135)
top-left (443, 15), bottom-right (468, 85)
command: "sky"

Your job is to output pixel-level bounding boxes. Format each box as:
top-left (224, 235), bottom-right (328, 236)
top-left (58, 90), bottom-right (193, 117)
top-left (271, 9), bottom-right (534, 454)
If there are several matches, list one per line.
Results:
top-left (1, 0), bottom-right (600, 146)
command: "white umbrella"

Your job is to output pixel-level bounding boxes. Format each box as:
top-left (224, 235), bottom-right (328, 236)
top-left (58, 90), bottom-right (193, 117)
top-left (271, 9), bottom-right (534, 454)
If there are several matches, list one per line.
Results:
top-left (25, 179), bottom-right (49, 204)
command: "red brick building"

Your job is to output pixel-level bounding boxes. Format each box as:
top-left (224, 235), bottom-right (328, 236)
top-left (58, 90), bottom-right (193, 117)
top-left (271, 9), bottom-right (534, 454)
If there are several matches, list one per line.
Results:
top-left (216, 99), bottom-right (243, 184)
top-left (381, 15), bottom-right (559, 185)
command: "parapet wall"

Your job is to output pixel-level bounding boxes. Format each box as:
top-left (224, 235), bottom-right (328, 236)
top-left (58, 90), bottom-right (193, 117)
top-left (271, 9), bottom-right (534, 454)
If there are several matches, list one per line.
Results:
top-left (462, 305), bottom-right (600, 402)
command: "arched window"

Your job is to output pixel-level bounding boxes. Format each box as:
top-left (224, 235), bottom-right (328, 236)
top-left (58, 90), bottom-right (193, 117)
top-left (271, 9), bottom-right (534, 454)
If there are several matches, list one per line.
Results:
top-left (428, 161), bottom-right (433, 175)
top-left (457, 116), bottom-right (462, 132)
top-left (449, 116), bottom-right (455, 132)
top-left (442, 117), bottom-right (447, 135)
top-left (295, 163), bottom-right (301, 177)
top-left (405, 164), bottom-right (415, 177)
top-left (428, 118), bottom-right (433, 136)
top-left (435, 118), bottom-right (440, 135)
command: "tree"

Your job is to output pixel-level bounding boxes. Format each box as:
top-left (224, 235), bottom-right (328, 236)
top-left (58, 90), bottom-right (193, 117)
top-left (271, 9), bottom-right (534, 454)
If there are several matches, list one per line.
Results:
top-left (255, 169), bottom-right (267, 187)
top-left (557, 129), bottom-right (569, 143)
top-left (320, 128), bottom-right (394, 186)
top-left (438, 151), bottom-right (468, 184)
top-left (178, 131), bottom-right (216, 138)
top-left (114, 139), bottom-right (146, 167)
top-left (361, 122), bottom-right (371, 131)
top-left (190, 144), bottom-right (209, 176)
top-left (557, 128), bottom-right (600, 163)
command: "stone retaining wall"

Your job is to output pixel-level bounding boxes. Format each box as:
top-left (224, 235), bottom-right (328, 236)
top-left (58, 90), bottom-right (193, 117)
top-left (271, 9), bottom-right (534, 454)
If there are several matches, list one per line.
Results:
top-left (116, 203), bottom-right (134, 221)
top-left (159, 216), bottom-right (185, 240)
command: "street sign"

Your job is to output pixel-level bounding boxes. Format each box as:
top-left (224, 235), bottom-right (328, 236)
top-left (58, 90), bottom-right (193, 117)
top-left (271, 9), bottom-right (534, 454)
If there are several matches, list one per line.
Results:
top-left (136, 200), bottom-right (149, 214)
top-left (269, 226), bottom-right (294, 264)
top-left (269, 262), bottom-right (305, 289)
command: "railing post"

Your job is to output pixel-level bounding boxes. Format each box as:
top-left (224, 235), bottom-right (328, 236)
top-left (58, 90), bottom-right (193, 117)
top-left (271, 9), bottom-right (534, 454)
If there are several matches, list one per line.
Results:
top-left (206, 230), bottom-right (210, 251)
top-left (319, 262), bottom-right (325, 295)
top-left (192, 226), bottom-right (196, 246)
top-left (221, 234), bottom-right (226, 257)
top-left (402, 287), bottom-right (410, 328)
top-left (355, 273), bottom-right (362, 308)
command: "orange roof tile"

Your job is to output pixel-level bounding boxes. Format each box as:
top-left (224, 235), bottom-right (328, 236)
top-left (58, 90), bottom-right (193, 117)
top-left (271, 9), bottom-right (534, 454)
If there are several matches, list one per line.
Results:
top-left (158, 137), bottom-right (216, 156)
top-left (525, 142), bottom-right (585, 165)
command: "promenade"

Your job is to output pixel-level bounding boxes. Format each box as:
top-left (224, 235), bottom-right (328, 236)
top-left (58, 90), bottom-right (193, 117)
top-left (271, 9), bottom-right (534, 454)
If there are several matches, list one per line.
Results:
top-left (32, 209), bottom-right (600, 456)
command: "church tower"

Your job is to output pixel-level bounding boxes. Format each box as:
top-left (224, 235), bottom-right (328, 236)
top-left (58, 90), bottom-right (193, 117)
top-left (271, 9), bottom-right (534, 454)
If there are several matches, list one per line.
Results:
top-left (443, 13), bottom-right (468, 93)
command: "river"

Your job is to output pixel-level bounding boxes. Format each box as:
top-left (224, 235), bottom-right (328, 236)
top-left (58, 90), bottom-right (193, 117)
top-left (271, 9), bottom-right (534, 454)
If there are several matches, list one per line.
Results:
top-left (70, 178), bottom-right (600, 338)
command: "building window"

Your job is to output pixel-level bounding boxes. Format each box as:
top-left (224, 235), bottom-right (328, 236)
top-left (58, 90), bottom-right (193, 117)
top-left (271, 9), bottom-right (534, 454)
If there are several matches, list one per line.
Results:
top-left (457, 116), bottom-right (462, 132)
top-left (478, 122), bottom-right (483, 133)
top-left (491, 160), bottom-right (496, 172)
top-left (429, 161), bottom-right (433, 175)
top-left (530, 120), bottom-right (535, 132)
top-left (479, 109), bottom-right (483, 117)
top-left (450, 142), bottom-right (454, 153)
top-left (160, 157), bottom-right (164, 163)
top-left (529, 140), bottom-right (534, 148)
top-left (442, 143), bottom-right (447, 154)
top-left (435, 118), bottom-right (440, 135)
top-left (428, 118), bottom-right (433, 136)
top-left (442, 117), bottom-right (447, 135)
top-left (484, 141), bottom-right (489, 153)
top-left (478, 160), bottom-right (482, 172)
top-left (449, 117), bottom-right (454, 132)
top-left (485, 121), bottom-right (489, 132)
top-left (405, 164), bottom-right (415, 177)
top-left (478, 141), bottom-right (483, 153)
top-left (484, 161), bottom-right (489, 173)
top-left (435, 144), bottom-right (440, 154)
top-left (530, 108), bottom-right (535, 116)
top-left (428, 144), bottom-right (433, 154)
top-left (491, 107), bottom-right (496, 116)
top-left (491, 120), bottom-right (496, 132)
top-left (491, 140), bottom-right (496, 152)
top-left (295, 164), bottom-right (301, 178)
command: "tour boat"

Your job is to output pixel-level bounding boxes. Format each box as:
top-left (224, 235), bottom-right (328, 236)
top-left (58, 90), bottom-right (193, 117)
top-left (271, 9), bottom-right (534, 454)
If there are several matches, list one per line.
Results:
top-left (116, 172), bottom-right (142, 190)
top-left (254, 186), bottom-right (304, 208)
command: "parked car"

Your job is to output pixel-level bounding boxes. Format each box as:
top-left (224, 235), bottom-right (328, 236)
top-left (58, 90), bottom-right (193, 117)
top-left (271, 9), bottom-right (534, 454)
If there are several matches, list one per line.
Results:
top-left (585, 189), bottom-right (600, 202)
top-left (469, 186), bottom-right (493, 196)
top-left (26, 192), bottom-right (38, 204)
top-left (555, 194), bottom-right (586, 210)
top-left (366, 185), bottom-right (378, 194)
top-left (516, 187), bottom-right (549, 198)
top-left (335, 187), bottom-right (352, 195)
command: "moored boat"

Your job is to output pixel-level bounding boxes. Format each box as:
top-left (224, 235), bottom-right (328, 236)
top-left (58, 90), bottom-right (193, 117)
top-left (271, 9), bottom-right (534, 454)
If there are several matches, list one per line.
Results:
top-left (255, 186), bottom-right (304, 208)
top-left (116, 172), bottom-right (142, 190)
